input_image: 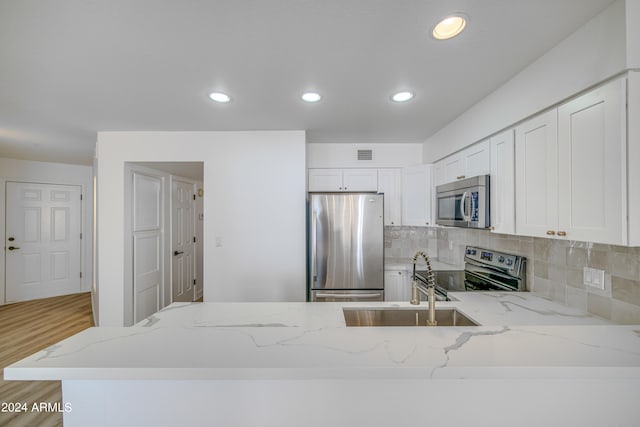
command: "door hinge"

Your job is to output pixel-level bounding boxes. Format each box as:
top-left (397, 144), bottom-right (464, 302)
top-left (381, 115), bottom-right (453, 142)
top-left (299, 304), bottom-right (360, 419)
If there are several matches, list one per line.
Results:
top-left (193, 279), bottom-right (196, 285)
top-left (80, 272), bottom-right (83, 278)
top-left (80, 194), bottom-right (83, 201)
top-left (80, 232), bottom-right (83, 239)
top-left (193, 236), bottom-right (196, 243)
top-left (193, 194), bottom-right (196, 200)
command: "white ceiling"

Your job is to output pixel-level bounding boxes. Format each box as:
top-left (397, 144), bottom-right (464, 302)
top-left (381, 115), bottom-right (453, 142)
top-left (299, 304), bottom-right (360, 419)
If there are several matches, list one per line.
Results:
top-left (0, 0), bottom-right (615, 166)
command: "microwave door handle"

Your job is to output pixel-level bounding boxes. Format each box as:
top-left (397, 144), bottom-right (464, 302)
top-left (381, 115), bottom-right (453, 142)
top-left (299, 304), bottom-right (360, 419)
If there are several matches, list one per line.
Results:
top-left (470, 192), bottom-right (476, 222)
top-left (460, 191), bottom-right (470, 221)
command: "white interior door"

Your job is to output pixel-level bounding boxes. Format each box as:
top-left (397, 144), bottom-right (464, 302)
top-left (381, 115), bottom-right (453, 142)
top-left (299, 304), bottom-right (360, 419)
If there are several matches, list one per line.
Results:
top-left (132, 172), bottom-right (164, 322)
top-left (5, 182), bottom-right (82, 303)
top-left (171, 179), bottom-right (195, 303)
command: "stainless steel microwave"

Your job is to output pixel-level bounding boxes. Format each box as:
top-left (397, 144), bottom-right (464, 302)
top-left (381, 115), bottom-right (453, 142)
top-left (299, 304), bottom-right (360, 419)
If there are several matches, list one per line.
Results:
top-left (435, 175), bottom-right (490, 229)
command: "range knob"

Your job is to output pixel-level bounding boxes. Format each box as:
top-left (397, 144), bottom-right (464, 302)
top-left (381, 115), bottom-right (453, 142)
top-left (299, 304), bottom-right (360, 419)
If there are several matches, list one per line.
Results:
top-left (505, 258), bottom-right (514, 266)
top-left (498, 256), bottom-right (505, 263)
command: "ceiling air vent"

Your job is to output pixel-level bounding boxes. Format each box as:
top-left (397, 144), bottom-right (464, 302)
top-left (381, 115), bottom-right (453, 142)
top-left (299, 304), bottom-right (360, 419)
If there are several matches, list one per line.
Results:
top-left (357, 149), bottom-right (373, 161)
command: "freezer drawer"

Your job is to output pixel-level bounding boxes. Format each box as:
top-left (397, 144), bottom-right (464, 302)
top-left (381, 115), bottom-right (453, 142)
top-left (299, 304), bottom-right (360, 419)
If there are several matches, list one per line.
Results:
top-left (310, 290), bottom-right (384, 302)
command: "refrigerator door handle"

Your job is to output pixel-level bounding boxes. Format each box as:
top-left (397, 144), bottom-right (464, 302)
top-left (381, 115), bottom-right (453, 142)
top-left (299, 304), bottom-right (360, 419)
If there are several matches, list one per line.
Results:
top-left (311, 213), bottom-right (317, 283)
top-left (314, 292), bottom-right (383, 299)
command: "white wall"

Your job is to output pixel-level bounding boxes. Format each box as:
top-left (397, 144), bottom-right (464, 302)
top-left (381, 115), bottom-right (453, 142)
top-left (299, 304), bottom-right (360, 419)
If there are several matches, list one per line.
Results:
top-left (0, 158), bottom-right (93, 305)
top-left (96, 131), bottom-right (306, 326)
top-left (627, 0), bottom-right (640, 69)
top-left (423, 0), bottom-right (627, 163)
top-left (307, 143), bottom-right (422, 168)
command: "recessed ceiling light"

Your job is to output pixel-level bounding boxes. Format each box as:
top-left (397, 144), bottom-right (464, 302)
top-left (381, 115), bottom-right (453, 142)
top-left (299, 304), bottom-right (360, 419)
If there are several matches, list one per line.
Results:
top-left (432, 14), bottom-right (467, 40)
top-left (208, 92), bottom-right (231, 103)
top-left (301, 92), bottom-right (322, 103)
top-left (391, 91), bottom-right (414, 103)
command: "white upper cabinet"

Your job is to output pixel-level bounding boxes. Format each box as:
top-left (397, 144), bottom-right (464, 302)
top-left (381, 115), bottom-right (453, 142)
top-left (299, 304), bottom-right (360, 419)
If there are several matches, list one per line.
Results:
top-left (342, 169), bottom-right (379, 191)
top-left (377, 169), bottom-right (402, 226)
top-left (308, 168), bottom-right (378, 192)
top-left (441, 155), bottom-right (464, 184)
top-left (490, 129), bottom-right (515, 235)
top-left (434, 140), bottom-right (490, 186)
top-left (515, 109), bottom-right (559, 238)
top-left (402, 164), bottom-right (432, 226)
top-left (462, 139), bottom-right (491, 179)
top-left (515, 77), bottom-right (627, 245)
top-left (557, 77), bottom-right (626, 245)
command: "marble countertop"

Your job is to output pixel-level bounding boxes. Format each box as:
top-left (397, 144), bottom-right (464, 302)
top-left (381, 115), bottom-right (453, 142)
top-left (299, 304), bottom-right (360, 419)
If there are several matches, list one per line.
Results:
top-left (6, 292), bottom-right (640, 382)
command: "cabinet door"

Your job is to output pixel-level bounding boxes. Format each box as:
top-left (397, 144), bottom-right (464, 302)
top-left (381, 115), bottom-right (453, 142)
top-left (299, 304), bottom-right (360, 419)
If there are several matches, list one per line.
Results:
top-left (490, 130), bottom-right (515, 235)
top-left (442, 155), bottom-right (464, 183)
top-left (515, 109), bottom-right (558, 238)
top-left (433, 162), bottom-right (445, 186)
top-left (557, 77), bottom-right (627, 245)
top-left (629, 71), bottom-right (640, 246)
top-left (378, 169), bottom-right (402, 226)
top-left (463, 139), bottom-right (491, 178)
top-left (308, 169), bottom-right (343, 191)
top-left (384, 269), bottom-right (410, 301)
top-left (402, 164), bottom-right (432, 226)
top-left (342, 169), bottom-right (378, 191)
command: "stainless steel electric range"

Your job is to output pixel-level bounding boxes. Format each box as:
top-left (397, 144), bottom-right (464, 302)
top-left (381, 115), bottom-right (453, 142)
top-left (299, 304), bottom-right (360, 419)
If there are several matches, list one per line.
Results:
top-left (415, 246), bottom-right (527, 300)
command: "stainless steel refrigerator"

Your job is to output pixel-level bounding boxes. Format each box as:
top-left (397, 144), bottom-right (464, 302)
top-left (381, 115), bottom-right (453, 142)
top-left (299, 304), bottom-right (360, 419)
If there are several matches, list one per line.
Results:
top-left (308, 193), bottom-right (384, 302)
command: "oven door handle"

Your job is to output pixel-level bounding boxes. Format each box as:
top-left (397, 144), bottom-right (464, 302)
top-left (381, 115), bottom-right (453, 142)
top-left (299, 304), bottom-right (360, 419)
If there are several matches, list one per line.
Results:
top-left (465, 270), bottom-right (520, 291)
top-left (314, 292), bottom-right (383, 299)
top-left (460, 191), bottom-right (470, 221)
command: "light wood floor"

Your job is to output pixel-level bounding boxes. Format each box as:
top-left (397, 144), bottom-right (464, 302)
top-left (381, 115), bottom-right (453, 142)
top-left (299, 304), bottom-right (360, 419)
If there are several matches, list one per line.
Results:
top-left (0, 292), bottom-right (94, 427)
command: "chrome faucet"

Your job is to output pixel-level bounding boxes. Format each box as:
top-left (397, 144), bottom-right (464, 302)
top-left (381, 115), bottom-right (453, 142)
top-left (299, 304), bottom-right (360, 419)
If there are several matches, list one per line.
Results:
top-left (410, 250), bottom-right (437, 326)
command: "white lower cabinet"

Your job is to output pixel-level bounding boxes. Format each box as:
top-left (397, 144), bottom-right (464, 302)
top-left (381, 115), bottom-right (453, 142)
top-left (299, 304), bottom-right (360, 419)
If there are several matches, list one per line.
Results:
top-left (384, 269), bottom-right (411, 302)
top-left (515, 77), bottom-right (627, 245)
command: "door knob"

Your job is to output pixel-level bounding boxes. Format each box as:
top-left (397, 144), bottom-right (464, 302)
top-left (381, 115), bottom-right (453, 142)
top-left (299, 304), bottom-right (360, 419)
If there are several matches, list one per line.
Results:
top-left (174, 251), bottom-right (184, 256)
top-left (8, 246), bottom-right (20, 250)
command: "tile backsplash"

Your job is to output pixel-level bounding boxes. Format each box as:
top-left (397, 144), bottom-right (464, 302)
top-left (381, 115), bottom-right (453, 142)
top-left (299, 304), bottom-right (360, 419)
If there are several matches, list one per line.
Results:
top-left (385, 226), bottom-right (640, 324)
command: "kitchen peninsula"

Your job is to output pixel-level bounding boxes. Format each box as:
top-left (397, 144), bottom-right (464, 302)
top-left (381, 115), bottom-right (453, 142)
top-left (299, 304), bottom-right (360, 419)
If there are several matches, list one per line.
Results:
top-left (6, 293), bottom-right (640, 427)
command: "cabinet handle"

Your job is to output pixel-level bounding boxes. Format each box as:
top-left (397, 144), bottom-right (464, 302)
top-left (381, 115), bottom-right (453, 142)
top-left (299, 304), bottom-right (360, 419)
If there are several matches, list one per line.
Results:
top-left (456, 175), bottom-right (466, 180)
top-left (546, 230), bottom-right (556, 236)
top-left (8, 246), bottom-right (20, 250)
top-left (557, 231), bottom-right (567, 237)
top-left (390, 221), bottom-right (394, 225)
top-left (339, 187), bottom-right (343, 190)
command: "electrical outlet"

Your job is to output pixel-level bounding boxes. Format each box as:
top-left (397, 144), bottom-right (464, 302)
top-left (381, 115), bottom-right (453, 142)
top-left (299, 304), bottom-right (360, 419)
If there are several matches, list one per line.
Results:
top-left (583, 267), bottom-right (605, 290)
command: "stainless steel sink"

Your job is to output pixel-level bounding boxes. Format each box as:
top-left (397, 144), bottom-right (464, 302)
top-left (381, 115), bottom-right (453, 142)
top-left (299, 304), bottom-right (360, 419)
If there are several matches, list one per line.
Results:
top-left (343, 307), bottom-right (480, 327)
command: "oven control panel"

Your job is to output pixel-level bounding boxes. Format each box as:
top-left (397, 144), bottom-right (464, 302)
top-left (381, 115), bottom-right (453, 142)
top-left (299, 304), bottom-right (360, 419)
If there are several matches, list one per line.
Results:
top-left (465, 246), bottom-right (519, 271)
